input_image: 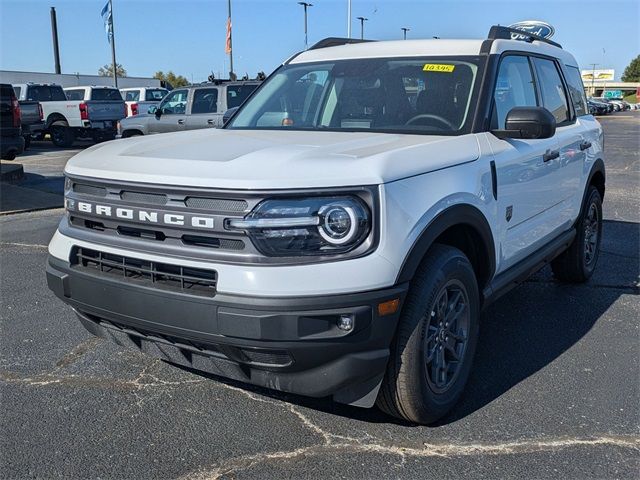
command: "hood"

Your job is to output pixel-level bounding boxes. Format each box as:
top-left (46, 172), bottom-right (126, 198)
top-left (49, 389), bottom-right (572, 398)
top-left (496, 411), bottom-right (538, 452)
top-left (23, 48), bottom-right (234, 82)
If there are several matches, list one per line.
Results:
top-left (65, 128), bottom-right (480, 189)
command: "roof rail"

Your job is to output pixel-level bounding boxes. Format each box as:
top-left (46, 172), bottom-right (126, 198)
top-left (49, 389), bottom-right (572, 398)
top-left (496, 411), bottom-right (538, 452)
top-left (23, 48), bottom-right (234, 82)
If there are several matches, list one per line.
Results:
top-left (308, 37), bottom-right (374, 50)
top-left (487, 25), bottom-right (562, 49)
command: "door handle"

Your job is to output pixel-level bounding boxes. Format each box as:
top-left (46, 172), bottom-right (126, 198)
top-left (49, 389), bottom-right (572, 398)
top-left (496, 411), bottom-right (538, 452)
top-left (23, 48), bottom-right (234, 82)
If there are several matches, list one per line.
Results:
top-left (207, 119), bottom-right (214, 125)
top-left (579, 141), bottom-right (592, 151)
top-left (177, 119), bottom-right (185, 125)
top-left (543, 149), bottom-right (560, 162)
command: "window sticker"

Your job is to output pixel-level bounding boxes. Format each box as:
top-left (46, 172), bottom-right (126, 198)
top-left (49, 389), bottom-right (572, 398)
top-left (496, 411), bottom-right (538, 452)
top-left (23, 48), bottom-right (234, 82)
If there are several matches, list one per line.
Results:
top-left (423, 64), bottom-right (456, 73)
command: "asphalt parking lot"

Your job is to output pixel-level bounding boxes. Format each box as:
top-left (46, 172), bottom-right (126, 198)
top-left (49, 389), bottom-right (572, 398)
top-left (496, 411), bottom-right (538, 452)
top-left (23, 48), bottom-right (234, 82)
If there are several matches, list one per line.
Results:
top-left (1, 113), bottom-right (638, 479)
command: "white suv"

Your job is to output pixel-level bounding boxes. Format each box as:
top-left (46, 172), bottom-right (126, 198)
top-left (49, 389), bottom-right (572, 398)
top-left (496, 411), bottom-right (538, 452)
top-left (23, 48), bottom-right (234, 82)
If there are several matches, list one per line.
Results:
top-left (46, 26), bottom-right (605, 424)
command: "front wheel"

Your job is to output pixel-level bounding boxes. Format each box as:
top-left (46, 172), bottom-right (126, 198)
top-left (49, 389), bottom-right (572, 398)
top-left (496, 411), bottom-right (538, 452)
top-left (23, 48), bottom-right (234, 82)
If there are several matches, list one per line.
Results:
top-left (551, 186), bottom-right (602, 282)
top-left (377, 244), bottom-right (479, 424)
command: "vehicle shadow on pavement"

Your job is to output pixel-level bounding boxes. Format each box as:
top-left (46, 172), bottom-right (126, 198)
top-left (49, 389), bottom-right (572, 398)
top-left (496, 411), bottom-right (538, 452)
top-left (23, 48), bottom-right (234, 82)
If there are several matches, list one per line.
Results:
top-left (0, 174), bottom-right (64, 214)
top-left (179, 219), bottom-right (639, 427)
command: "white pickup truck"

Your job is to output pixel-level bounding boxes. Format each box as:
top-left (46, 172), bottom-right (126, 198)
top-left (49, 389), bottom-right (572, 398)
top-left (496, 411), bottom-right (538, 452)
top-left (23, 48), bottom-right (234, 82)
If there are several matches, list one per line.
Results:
top-left (120, 87), bottom-right (168, 116)
top-left (13, 84), bottom-right (125, 147)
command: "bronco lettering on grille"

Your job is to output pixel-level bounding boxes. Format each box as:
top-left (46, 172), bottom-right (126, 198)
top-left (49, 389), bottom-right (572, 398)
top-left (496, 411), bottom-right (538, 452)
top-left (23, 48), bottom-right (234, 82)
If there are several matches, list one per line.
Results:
top-left (74, 201), bottom-right (216, 229)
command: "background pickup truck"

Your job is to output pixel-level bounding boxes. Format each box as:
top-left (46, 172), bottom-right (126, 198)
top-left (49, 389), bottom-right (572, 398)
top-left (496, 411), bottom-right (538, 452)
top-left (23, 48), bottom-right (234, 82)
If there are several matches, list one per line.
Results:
top-left (15, 97), bottom-right (44, 149)
top-left (0, 83), bottom-right (24, 160)
top-left (118, 80), bottom-right (260, 137)
top-left (13, 83), bottom-right (126, 147)
top-left (120, 87), bottom-right (168, 116)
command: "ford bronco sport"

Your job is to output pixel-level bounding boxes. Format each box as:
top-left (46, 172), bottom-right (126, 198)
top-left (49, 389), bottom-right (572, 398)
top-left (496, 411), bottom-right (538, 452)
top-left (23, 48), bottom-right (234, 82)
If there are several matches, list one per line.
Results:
top-left (46, 25), bottom-right (605, 424)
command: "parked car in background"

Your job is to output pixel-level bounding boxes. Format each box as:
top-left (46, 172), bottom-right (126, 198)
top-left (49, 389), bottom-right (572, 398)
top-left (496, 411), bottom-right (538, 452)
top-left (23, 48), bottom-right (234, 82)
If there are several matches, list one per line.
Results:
top-left (12, 84), bottom-right (126, 147)
top-left (117, 80), bottom-right (260, 138)
top-left (587, 99), bottom-right (609, 116)
top-left (589, 97), bottom-right (613, 113)
top-left (120, 87), bottom-right (168, 116)
top-left (0, 83), bottom-right (24, 160)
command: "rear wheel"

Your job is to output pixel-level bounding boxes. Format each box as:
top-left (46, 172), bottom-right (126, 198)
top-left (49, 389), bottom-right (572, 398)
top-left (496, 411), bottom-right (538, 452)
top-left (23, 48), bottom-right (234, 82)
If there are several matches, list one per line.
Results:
top-left (551, 185), bottom-right (602, 282)
top-left (377, 244), bottom-right (479, 424)
top-left (50, 122), bottom-right (75, 148)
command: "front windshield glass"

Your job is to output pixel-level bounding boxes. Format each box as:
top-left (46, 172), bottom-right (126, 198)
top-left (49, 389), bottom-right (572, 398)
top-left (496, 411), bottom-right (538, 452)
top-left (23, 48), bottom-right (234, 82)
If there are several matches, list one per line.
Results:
top-left (227, 57), bottom-right (480, 135)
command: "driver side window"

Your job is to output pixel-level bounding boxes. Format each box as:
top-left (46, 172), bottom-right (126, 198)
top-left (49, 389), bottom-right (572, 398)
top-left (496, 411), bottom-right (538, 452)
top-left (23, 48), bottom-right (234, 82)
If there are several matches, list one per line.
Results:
top-left (159, 89), bottom-right (188, 115)
top-left (492, 56), bottom-right (538, 129)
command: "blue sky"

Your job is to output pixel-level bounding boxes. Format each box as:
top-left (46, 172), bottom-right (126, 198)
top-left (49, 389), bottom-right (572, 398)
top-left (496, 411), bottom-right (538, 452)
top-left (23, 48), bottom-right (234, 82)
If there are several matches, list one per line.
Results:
top-left (0, 0), bottom-right (638, 82)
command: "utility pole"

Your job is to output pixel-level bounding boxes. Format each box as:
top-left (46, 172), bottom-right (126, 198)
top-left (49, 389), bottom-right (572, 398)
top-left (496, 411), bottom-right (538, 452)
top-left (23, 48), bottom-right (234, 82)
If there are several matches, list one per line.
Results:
top-left (401, 27), bottom-right (410, 40)
top-left (298, 2), bottom-right (313, 49)
top-left (357, 16), bottom-right (368, 40)
top-left (109, 0), bottom-right (118, 87)
top-left (347, 0), bottom-right (352, 38)
top-left (50, 7), bottom-right (61, 74)
top-left (227, 0), bottom-right (234, 78)
top-left (589, 63), bottom-right (599, 97)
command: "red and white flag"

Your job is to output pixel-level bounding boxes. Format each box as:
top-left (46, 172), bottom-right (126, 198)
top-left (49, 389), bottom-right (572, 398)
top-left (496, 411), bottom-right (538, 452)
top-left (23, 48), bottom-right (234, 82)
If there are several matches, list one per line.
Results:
top-left (225, 17), bottom-right (232, 54)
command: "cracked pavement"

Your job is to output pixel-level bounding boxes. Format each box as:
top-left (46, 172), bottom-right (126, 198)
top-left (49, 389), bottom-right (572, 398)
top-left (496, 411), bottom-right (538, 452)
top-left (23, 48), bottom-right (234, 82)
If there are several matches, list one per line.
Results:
top-left (1, 113), bottom-right (639, 479)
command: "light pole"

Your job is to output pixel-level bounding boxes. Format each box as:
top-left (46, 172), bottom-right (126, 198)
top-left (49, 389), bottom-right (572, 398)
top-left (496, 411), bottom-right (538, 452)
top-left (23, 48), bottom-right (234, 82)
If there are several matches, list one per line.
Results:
top-left (401, 27), bottom-right (410, 40)
top-left (589, 63), bottom-right (599, 97)
top-left (347, 0), bottom-right (352, 38)
top-left (357, 16), bottom-right (368, 40)
top-left (298, 2), bottom-right (313, 49)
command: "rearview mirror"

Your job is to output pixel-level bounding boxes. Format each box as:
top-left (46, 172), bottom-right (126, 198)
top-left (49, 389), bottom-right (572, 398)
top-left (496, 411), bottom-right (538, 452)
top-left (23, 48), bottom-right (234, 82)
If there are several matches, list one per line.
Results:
top-left (492, 107), bottom-right (556, 140)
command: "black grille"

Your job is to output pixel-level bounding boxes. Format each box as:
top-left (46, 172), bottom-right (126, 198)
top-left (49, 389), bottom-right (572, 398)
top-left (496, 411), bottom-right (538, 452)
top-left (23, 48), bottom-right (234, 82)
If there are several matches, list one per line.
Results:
top-left (120, 190), bottom-right (167, 205)
top-left (72, 247), bottom-right (217, 296)
top-left (185, 197), bottom-right (248, 212)
top-left (73, 183), bottom-right (107, 197)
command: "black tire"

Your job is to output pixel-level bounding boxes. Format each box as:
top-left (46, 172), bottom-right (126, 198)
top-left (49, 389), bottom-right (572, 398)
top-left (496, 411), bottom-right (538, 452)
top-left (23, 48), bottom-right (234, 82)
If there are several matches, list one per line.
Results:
top-left (377, 244), bottom-right (480, 424)
top-left (1, 150), bottom-right (17, 161)
top-left (50, 123), bottom-right (75, 148)
top-left (551, 186), bottom-right (602, 283)
top-left (23, 135), bottom-right (31, 150)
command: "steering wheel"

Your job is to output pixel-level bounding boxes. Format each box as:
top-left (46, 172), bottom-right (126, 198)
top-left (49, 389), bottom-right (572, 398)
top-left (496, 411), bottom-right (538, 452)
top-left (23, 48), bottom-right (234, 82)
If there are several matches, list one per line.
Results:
top-left (405, 114), bottom-right (457, 131)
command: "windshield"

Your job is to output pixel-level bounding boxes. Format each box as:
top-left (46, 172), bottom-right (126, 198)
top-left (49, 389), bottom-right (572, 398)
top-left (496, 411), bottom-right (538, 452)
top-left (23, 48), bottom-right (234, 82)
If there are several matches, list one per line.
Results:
top-left (227, 57), bottom-right (480, 135)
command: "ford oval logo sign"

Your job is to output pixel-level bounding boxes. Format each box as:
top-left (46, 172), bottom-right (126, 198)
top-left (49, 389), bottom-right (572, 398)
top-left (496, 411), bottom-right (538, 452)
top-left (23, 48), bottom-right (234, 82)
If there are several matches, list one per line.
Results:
top-left (508, 20), bottom-right (555, 40)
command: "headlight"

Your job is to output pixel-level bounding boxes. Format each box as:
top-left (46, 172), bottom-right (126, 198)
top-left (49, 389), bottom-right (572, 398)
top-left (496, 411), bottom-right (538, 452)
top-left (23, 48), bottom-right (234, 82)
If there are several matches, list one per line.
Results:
top-left (227, 196), bottom-right (371, 257)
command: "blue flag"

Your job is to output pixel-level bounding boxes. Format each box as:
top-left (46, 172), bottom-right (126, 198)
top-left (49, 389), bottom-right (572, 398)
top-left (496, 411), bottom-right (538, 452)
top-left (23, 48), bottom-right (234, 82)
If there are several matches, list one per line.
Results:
top-left (101, 1), bottom-right (112, 43)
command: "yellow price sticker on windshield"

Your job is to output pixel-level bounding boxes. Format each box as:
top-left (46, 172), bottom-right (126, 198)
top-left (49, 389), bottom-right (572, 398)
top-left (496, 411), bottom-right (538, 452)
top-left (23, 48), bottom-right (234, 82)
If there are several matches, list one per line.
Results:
top-left (423, 64), bottom-right (456, 73)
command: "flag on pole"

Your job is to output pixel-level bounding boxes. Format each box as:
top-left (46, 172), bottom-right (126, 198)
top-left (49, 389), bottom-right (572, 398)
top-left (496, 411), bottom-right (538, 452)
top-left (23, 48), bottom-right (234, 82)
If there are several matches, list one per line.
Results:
top-left (225, 17), bottom-right (232, 54)
top-left (101, 1), bottom-right (113, 43)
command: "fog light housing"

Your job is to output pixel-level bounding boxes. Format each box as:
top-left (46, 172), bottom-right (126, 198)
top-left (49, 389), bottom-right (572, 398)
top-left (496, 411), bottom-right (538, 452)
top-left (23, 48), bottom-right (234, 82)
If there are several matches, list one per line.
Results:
top-left (338, 314), bottom-right (354, 331)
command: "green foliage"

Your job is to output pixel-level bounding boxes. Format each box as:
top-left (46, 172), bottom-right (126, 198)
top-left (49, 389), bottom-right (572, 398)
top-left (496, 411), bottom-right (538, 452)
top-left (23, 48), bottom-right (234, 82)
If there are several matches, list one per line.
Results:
top-left (153, 71), bottom-right (189, 88)
top-left (621, 55), bottom-right (640, 82)
top-left (98, 63), bottom-right (127, 77)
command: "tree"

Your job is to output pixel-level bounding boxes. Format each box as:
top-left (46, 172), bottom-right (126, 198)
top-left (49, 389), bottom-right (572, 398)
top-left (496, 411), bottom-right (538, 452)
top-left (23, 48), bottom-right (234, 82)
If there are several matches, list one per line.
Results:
top-left (621, 55), bottom-right (640, 82)
top-left (153, 71), bottom-right (189, 88)
top-left (98, 63), bottom-right (127, 77)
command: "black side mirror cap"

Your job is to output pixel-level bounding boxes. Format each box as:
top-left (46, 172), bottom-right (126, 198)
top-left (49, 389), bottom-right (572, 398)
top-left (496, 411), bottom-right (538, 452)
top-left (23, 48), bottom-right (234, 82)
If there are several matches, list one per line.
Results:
top-left (492, 106), bottom-right (556, 140)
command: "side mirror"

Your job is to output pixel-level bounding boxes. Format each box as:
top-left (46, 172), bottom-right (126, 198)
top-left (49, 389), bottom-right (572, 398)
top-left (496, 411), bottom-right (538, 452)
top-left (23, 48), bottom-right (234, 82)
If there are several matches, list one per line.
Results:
top-left (222, 106), bottom-right (239, 125)
top-left (492, 106), bottom-right (556, 140)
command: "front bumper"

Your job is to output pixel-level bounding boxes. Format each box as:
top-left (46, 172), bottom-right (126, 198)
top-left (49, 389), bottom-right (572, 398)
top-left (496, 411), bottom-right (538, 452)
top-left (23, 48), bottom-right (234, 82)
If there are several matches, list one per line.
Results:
top-left (46, 255), bottom-right (407, 407)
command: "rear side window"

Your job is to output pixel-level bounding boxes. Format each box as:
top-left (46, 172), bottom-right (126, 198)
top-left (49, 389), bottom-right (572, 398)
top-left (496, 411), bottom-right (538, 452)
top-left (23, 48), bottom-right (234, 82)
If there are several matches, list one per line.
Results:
top-left (492, 55), bottom-right (538, 129)
top-left (564, 66), bottom-right (588, 117)
top-left (13, 86), bottom-right (21, 99)
top-left (91, 89), bottom-right (123, 101)
top-left (27, 85), bottom-right (66, 102)
top-left (191, 88), bottom-right (218, 114)
top-left (1, 84), bottom-right (15, 99)
top-left (145, 89), bottom-right (167, 101)
top-left (532, 57), bottom-right (570, 124)
top-left (65, 89), bottom-right (86, 100)
top-left (226, 84), bottom-right (259, 109)
top-left (123, 90), bottom-right (140, 102)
